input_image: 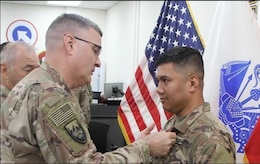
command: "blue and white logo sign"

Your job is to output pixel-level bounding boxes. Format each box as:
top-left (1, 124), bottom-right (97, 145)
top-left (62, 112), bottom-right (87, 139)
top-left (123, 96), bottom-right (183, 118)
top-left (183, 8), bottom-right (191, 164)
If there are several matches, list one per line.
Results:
top-left (219, 60), bottom-right (260, 153)
top-left (6, 19), bottom-right (38, 45)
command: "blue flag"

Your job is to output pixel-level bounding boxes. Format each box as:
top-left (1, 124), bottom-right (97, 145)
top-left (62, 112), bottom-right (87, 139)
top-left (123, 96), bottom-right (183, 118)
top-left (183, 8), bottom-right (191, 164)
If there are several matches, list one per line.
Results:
top-left (203, 1), bottom-right (260, 163)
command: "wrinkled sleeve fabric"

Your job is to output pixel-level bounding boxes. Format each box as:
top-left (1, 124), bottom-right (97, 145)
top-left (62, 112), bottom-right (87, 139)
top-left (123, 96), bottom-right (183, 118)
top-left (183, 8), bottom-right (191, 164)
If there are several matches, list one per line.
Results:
top-left (191, 134), bottom-right (236, 163)
top-left (5, 85), bottom-right (150, 163)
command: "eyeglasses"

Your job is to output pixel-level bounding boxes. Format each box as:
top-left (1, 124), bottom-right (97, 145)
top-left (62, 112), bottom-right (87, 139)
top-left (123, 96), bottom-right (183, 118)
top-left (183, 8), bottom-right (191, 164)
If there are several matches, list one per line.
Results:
top-left (74, 36), bottom-right (102, 56)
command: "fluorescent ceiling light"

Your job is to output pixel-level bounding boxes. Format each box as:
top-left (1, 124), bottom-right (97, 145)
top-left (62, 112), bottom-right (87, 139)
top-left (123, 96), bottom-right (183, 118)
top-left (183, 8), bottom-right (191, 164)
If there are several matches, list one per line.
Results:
top-left (47, 1), bottom-right (82, 6)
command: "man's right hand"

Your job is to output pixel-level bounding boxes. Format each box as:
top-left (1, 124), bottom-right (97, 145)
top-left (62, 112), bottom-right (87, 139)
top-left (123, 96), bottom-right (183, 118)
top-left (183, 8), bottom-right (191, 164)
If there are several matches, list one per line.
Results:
top-left (143, 131), bottom-right (176, 157)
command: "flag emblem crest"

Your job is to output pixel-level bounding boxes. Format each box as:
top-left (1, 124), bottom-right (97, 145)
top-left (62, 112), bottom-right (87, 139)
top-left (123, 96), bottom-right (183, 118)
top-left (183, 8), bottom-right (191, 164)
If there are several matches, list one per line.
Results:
top-left (65, 119), bottom-right (87, 144)
top-left (219, 60), bottom-right (260, 153)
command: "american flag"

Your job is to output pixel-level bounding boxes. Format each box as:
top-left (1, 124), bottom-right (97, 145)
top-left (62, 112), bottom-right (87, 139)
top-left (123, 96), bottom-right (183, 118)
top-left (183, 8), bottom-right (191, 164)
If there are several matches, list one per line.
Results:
top-left (118, 1), bottom-right (205, 144)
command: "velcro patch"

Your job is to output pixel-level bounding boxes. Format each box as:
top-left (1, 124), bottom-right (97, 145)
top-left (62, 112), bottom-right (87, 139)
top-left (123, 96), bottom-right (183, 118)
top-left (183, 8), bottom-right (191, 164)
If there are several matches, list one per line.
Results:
top-left (49, 103), bottom-right (75, 127)
top-left (65, 119), bottom-right (87, 144)
top-left (43, 96), bottom-right (90, 156)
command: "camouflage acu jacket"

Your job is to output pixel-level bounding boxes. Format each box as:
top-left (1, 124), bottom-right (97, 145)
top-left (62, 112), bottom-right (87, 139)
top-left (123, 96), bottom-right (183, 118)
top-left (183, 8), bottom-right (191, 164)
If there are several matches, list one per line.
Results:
top-left (0, 84), bottom-right (10, 104)
top-left (72, 84), bottom-right (92, 125)
top-left (0, 62), bottom-right (150, 163)
top-left (0, 85), bottom-right (10, 162)
top-left (151, 103), bottom-right (236, 164)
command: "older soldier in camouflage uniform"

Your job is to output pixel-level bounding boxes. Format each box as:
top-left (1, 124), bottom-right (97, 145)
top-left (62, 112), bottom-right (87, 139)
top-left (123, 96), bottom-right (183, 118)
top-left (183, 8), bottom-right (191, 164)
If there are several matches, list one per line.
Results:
top-left (1, 13), bottom-right (177, 163)
top-left (152, 47), bottom-right (236, 163)
top-left (0, 41), bottom-right (40, 103)
top-left (38, 51), bottom-right (93, 125)
top-left (0, 41), bottom-right (40, 161)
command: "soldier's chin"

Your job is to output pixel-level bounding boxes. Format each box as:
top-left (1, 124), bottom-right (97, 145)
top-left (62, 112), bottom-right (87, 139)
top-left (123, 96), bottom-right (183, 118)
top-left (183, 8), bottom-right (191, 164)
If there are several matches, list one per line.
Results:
top-left (162, 105), bottom-right (170, 111)
top-left (87, 78), bottom-right (91, 84)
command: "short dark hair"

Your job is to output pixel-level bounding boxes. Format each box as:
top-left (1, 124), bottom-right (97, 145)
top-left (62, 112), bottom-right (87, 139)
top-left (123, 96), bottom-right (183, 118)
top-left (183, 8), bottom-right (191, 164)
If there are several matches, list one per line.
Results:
top-left (155, 47), bottom-right (204, 79)
top-left (0, 42), bottom-right (10, 52)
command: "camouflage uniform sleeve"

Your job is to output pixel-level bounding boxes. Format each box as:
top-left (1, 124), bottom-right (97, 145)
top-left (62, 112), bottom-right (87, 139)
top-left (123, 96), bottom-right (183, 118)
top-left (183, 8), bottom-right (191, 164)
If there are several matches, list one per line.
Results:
top-left (37, 86), bottom-right (150, 163)
top-left (74, 139), bottom-right (150, 163)
top-left (73, 84), bottom-right (92, 125)
top-left (191, 132), bottom-right (236, 163)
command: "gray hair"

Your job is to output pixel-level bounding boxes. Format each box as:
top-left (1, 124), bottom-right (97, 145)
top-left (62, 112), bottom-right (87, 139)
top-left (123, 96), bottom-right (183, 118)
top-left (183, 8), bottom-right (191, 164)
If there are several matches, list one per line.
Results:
top-left (0, 41), bottom-right (36, 65)
top-left (45, 13), bottom-right (103, 48)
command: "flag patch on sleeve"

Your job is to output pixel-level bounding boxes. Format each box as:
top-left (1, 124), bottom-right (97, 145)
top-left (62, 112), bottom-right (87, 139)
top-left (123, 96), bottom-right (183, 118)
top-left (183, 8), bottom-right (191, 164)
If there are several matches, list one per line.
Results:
top-left (49, 103), bottom-right (75, 127)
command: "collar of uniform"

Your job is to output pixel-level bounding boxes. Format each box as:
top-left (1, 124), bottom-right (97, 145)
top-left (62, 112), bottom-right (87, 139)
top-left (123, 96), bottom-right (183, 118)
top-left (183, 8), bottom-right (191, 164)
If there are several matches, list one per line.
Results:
top-left (40, 62), bottom-right (72, 94)
top-left (0, 84), bottom-right (10, 101)
top-left (172, 102), bottom-right (211, 134)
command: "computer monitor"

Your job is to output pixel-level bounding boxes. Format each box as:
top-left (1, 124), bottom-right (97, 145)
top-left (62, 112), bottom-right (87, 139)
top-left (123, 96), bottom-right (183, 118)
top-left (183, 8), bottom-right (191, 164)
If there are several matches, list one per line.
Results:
top-left (104, 82), bottom-right (124, 99)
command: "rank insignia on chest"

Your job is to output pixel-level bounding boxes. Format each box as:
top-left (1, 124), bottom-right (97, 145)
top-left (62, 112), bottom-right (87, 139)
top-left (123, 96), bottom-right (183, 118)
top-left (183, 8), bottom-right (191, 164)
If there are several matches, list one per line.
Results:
top-left (175, 136), bottom-right (189, 145)
top-left (65, 119), bottom-right (87, 144)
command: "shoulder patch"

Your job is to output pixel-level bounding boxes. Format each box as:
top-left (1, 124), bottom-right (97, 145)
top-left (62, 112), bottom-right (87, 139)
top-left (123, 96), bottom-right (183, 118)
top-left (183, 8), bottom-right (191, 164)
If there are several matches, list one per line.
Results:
top-left (42, 93), bottom-right (91, 156)
top-left (49, 103), bottom-right (75, 127)
top-left (46, 96), bottom-right (62, 108)
top-left (65, 119), bottom-right (87, 144)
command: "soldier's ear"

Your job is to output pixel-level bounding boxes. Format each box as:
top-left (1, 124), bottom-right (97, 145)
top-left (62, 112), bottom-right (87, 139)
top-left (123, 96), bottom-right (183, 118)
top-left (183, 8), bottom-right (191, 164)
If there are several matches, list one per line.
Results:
top-left (0, 63), bottom-right (9, 80)
top-left (189, 74), bottom-right (199, 92)
top-left (63, 34), bottom-right (75, 55)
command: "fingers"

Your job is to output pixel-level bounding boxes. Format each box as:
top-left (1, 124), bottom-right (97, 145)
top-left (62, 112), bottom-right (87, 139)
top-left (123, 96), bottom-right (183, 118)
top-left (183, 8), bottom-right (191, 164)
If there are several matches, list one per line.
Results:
top-left (148, 131), bottom-right (177, 157)
top-left (167, 131), bottom-right (176, 144)
top-left (159, 131), bottom-right (176, 155)
top-left (136, 123), bottom-right (156, 140)
top-left (141, 123), bottom-right (156, 135)
top-left (144, 123), bottom-right (155, 134)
